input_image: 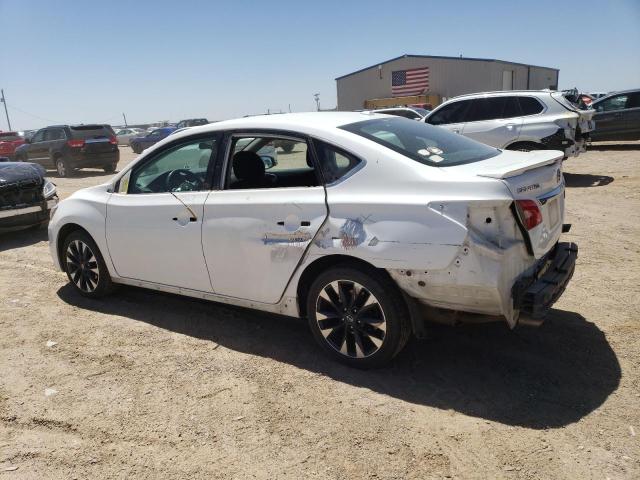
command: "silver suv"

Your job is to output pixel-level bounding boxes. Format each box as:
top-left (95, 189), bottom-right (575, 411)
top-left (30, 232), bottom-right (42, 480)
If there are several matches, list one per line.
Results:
top-left (424, 91), bottom-right (595, 157)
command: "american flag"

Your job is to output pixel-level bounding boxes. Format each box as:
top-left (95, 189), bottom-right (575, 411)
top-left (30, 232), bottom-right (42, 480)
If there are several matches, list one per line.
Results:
top-left (391, 67), bottom-right (429, 96)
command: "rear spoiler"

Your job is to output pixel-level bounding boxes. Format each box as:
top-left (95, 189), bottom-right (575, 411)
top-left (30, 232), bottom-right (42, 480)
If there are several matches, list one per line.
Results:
top-left (476, 151), bottom-right (563, 179)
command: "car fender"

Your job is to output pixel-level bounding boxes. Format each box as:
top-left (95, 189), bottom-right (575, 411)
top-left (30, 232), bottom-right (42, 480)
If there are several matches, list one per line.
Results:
top-left (48, 184), bottom-right (115, 275)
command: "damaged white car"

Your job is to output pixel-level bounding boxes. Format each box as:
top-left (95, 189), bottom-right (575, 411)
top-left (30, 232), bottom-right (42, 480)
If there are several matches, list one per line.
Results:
top-left (49, 113), bottom-right (577, 368)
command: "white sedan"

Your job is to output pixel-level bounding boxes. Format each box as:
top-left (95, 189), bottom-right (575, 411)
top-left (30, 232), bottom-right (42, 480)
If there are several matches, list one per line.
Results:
top-left (115, 128), bottom-right (145, 146)
top-left (48, 112), bottom-right (577, 368)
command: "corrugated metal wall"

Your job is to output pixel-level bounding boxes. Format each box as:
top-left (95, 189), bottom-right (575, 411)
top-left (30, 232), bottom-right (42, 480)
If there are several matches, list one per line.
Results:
top-left (336, 57), bottom-right (559, 110)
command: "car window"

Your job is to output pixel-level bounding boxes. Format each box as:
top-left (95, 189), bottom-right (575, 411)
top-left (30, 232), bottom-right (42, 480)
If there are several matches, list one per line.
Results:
top-left (426, 100), bottom-right (471, 125)
top-left (518, 97), bottom-right (544, 116)
top-left (128, 137), bottom-right (218, 194)
top-left (595, 94), bottom-right (629, 112)
top-left (465, 97), bottom-right (522, 122)
top-left (313, 140), bottom-right (362, 184)
top-left (341, 117), bottom-right (500, 167)
top-left (32, 130), bottom-right (45, 143)
top-left (626, 92), bottom-right (640, 109)
top-left (225, 136), bottom-right (320, 190)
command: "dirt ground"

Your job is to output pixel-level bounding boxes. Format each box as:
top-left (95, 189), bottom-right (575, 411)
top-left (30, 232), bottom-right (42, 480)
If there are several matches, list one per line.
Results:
top-left (1, 143), bottom-right (639, 479)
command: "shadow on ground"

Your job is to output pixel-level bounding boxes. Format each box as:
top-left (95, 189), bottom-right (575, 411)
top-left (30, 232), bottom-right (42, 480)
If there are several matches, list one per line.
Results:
top-left (564, 172), bottom-right (614, 188)
top-left (50, 169), bottom-right (116, 179)
top-left (57, 284), bottom-right (620, 430)
top-left (0, 226), bottom-right (47, 252)
top-left (588, 143), bottom-right (640, 151)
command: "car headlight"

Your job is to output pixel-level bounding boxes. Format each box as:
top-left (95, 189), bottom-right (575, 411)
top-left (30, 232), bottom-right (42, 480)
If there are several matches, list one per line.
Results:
top-left (43, 179), bottom-right (57, 199)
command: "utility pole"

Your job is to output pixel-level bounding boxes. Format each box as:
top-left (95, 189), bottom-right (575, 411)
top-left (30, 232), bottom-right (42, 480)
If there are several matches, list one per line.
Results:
top-left (1, 89), bottom-right (12, 131)
top-left (313, 93), bottom-right (320, 111)
top-left (122, 113), bottom-right (128, 127)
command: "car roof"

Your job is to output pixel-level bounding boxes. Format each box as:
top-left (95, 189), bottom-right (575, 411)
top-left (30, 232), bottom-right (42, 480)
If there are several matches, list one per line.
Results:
top-left (165, 112), bottom-right (391, 143)
top-left (449, 90), bottom-right (554, 100)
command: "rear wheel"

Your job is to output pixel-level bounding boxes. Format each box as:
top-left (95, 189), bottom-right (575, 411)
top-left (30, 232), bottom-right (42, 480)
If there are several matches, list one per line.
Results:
top-left (62, 230), bottom-right (114, 298)
top-left (55, 157), bottom-right (71, 177)
top-left (306, 266), bottom-right (411, 368)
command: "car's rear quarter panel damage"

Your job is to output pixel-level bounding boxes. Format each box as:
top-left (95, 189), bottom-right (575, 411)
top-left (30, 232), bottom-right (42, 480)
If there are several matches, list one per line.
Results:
top-left (291, 194), bottom-right (535, 327)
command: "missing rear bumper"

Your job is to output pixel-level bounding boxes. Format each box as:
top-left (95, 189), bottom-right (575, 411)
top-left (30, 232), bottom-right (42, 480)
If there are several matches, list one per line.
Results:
top-left (513, 242), bottom-right (578, 321)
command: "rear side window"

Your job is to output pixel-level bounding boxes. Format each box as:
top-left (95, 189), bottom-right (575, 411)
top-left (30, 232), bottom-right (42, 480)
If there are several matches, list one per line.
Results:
top-left (627, 92), bottom-right (640, 109)
top-left (518, 97), bottom-right (544, 115)
top-left (465, 97), bottom-right (522, 122)
top-left (341, 117), bottom-right (500, 167)
top-left (427, 100), bottom-right (471, 125)
top-left (313, 141), bottom-right (362, 184)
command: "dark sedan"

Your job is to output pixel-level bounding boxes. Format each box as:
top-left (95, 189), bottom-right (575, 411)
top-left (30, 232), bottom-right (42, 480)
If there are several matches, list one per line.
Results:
top-left (130, 127), bottom-right (176, 154)
top-left (590, 89), bottom-right (640, 141)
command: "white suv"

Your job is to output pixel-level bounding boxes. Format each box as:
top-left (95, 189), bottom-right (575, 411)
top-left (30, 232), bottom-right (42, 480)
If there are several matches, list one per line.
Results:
top-left (424, 91), bottom-right (595, 158)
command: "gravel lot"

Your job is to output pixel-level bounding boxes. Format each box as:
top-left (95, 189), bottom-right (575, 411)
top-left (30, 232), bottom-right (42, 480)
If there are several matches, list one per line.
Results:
top-left (1, 143), bottom-right (639, 479)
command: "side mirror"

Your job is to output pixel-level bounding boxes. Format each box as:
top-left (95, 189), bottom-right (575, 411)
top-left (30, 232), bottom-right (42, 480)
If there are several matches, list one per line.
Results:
top-left (260, 155), bottom-right (276, 169)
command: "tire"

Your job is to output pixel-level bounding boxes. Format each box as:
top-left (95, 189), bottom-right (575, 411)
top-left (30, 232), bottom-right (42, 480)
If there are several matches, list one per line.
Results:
top-left (131, 144), bottom-right (140, 154)
top-left (103, 163), bottom-right (117, 173)
top-left (306, 265), bottom-right (411, 368)
top-left (506, 141), bottom-right (544, 152)
top-left (55, 157), bottom-right (71, 177)
top-left (281, 142), bottom-right (295, 153)
top-left (62, 230), bottom-right (114, 298)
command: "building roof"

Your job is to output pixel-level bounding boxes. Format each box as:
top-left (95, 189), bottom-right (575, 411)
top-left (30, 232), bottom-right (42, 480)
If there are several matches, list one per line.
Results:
top-left (335, 54), bottom-right (559, 81)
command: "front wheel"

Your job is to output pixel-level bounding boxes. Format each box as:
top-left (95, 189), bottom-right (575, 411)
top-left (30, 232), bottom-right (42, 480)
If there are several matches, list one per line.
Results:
top-left (62, 230), bottom-right (114, 298)
top-left (103, 163), bottom-right (117, 173)
top-left (306, 266), bottom-right (411, 368)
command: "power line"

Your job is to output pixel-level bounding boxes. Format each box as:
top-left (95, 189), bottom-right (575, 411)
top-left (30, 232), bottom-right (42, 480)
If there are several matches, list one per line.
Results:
top-left (5, 103), bottom-right (63, 124)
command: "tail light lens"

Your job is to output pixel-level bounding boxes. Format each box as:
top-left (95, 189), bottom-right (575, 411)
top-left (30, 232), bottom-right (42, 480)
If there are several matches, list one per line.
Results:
top-left (109, 135), bottom-right (117, 145)
top-left (67, 139), bottom-right (85, 148)
top-left (515, 199), bottom-right (543, 230)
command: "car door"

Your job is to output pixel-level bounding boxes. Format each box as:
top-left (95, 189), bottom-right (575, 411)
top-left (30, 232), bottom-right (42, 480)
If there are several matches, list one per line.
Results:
top-left (625, 92), bottom-right (640, 139)
top-left (202, 133), bottom-right (328, 304)
top-left (424, 99), bottom-right (471, 134)
top-left (592, 93), bottom-right (631, 140)
top-left (27, 129), bottom-right (48, 165)
top-left (105, 134), bottom-right (220, 292)
top-left (461, 96), bottom-right (523, 148)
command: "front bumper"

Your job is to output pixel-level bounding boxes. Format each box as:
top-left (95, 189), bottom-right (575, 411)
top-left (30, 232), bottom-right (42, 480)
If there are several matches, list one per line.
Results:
top-left (513, 242), bottom-right (578, 319)
top-left (0, 197), bottom-right (58, 228)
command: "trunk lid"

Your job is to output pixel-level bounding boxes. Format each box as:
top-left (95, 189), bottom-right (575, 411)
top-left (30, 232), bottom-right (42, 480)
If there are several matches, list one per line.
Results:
top-left (445, 149), bottom-right (565, 258)
top-left (70, 125), bottom-right (116, 154)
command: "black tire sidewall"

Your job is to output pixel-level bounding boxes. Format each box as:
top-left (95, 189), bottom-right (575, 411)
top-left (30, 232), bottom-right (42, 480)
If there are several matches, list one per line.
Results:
top-left (306, 266), bottom-right (409, 368)
top-left (62, 230), bottom-right (113, 298)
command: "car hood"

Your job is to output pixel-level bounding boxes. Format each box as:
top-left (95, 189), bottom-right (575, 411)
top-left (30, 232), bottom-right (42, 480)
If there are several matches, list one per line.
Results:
top-left (0, 162), bottom-right (46, 190)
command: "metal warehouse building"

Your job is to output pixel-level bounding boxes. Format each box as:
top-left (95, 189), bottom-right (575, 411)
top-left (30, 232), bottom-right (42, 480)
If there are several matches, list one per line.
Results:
top-left (336, 54), bottom-right (559, 111)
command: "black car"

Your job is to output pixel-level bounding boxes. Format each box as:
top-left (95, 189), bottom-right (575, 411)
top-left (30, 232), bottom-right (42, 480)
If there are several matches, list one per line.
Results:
top-left (14, 124), bottom-right (119, 177)
top-left (590, 89), bottom-right (640, 141)
top-left (176, 118), bottom-right (209, 128)
top-left (0, 162), bottom-right (58, 231)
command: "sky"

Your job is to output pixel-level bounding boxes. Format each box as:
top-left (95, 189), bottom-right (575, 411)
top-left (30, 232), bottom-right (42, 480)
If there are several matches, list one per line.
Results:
top-left (1, 0), bottom-right (639, 130)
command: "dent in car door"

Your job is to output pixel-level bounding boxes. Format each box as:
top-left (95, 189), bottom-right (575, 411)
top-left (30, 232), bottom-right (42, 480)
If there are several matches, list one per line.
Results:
top-left (202, 186), bottom-right (327, 304)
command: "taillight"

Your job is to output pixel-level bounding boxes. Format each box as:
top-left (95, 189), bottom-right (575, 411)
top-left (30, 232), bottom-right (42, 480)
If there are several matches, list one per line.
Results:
top-left (109, 135), bottom-right (117, 145)
top-left (515, 199), bottom-right (543, 230)
top-left (67, 139), bottom-right (85, 148)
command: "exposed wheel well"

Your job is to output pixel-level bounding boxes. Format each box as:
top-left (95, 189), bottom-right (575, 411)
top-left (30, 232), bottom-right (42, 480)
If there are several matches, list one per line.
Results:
top-left (56, 223), bottom-right (92, 270)
top-left (296, 254), bottom-right (397, 319)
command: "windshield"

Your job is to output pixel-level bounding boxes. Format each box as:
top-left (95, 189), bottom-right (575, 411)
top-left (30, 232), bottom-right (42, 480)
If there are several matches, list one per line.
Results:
top-left (340, 117), bottom-right (500, 167)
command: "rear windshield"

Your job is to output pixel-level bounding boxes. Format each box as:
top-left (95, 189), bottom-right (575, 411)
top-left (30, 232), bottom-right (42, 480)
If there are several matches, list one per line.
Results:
top-left (340, 117), bottom-right (500, 167)
top-left (69, 125), bottom-right (113, 138)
